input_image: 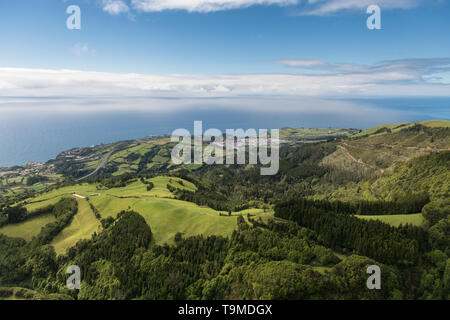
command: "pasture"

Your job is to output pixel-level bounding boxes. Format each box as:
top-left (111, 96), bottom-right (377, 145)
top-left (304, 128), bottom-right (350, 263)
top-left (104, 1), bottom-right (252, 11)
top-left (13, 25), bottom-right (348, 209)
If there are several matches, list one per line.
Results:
top-left (356, 213), bottom-right (425, 227)
top-left (9, 176), bottom-right (272, 249)
top-left (0, 214), bottom-right (56, 241)
top-left (50, 198), bottom-right (102, 255)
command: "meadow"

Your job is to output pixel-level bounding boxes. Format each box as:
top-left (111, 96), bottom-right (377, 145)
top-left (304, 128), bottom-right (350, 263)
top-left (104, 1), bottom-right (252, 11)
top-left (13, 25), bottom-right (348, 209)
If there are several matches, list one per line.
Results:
top-left (50, 198), bottom-right (102, 255)
top-left (87, 177), bottom-right (271, 244)
top-left (356, 213), bottom-right (425, 227)
top-left (0, 214), bottom-right (56, 241)
top-left (6, 176), bottom-right (273, 250)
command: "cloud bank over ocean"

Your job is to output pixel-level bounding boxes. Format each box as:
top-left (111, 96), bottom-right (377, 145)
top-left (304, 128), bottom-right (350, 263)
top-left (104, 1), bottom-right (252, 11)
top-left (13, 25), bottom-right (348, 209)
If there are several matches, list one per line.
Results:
top-left (1, 58), bottom-right (449, 116)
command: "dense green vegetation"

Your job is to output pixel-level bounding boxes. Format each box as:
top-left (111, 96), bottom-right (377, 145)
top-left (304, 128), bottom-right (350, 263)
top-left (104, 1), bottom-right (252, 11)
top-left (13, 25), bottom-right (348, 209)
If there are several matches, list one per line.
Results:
top-left (0, 211), bottom-right (413, 300)
top-left (273, 196), bottom-right (430, 216)
top-left (274, 199), bottom-right (427, 266)
top-left (0, 120), bottom-right (448, 300)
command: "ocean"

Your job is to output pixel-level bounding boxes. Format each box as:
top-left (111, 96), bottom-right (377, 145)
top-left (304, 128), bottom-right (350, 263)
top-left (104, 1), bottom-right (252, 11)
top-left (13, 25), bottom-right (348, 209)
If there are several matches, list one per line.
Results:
top-left (0, 100), bottom-right (448, 167)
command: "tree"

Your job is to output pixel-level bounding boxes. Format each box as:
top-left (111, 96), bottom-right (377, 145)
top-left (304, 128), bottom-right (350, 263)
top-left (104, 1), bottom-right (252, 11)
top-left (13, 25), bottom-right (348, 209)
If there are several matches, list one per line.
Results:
top-left (422, 200), bottom-right (450, 227)
top-left (174, 232), bottom-right (183, 243)
top-left (6, 206), bottom-right (27, 224)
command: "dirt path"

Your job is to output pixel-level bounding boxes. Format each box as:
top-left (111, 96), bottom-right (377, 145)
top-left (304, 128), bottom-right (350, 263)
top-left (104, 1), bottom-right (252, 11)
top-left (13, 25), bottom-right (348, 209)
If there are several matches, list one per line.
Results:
top-left (337, 145), bottom-right (382, 172)
top-left (338, 142), bottom-right (449, 173)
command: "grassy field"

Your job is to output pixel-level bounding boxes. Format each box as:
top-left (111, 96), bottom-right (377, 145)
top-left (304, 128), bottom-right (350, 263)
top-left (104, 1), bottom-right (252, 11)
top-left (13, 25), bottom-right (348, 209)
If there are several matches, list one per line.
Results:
top-left (11, 176), bottom-right (272, 248)
top-left (0, 214), bottom-right (56, 241)
top-left (279, 127), bottom-right (358, 141)
top-left (89, 194), bottom-right (274, 244)
top-left (103, 176), bottom-right (197, 199)
top-left (24, 197), bottom-right (64, 212)
top-left (50, 198), bottom-right (102, 255)
top-left (356, 213), bottom-right (425, 227)
top-left (22, 183), bottom-right (100, 204)
top-left (133, 198), bottom-right (239, 244)
top-left (88, 176), bottom-right (269, 244)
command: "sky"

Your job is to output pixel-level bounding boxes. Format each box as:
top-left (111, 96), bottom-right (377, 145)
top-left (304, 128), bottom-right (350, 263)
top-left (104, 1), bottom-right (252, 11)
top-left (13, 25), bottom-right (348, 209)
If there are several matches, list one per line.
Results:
top-left (0, 0), bottom-right (449, 120)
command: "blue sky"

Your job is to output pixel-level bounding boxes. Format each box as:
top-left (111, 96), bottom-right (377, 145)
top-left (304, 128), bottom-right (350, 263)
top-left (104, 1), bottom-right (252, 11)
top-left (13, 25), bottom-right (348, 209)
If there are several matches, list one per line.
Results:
top-left (1, 0), bottom-right (450, 74)
top-left (0, 0), bottom-right (449, 121)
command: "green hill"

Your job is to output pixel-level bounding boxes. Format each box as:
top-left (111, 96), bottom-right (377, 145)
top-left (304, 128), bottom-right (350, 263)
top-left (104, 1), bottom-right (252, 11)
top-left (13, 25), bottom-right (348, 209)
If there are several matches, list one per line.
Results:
top-left (323, 150), bottom-right (449, 202)
top-left (0, 120), bottom-right (448, 301)
top-left (50, 198), bottom-right (102, 255)
top-left (353, 120), bottom-right (450, 138)
top-left (4, 176), bottom-right (272, 251)
top-left (0, 127), bottom-right (361, 197)
top-left (319, 121), bottom-right (449, 185)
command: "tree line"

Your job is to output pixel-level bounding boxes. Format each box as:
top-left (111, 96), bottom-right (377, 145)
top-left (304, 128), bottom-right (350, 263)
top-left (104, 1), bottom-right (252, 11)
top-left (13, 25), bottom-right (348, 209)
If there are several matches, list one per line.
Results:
top-left (274, 198), bottom-right (429, 266)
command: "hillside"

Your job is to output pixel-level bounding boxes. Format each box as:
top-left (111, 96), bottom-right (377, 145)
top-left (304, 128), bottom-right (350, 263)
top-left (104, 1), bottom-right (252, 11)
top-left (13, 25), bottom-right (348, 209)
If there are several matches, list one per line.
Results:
top-left (321, 121), bottom-right (449, 175)
top-left (1, 176), bottom-right (273, 253)
top-left (0, 120), bottom-right (448, 300)
top-left (0, 127), bottom-right (358, 197)
top-left (353, 120), bottom-right (450, 138)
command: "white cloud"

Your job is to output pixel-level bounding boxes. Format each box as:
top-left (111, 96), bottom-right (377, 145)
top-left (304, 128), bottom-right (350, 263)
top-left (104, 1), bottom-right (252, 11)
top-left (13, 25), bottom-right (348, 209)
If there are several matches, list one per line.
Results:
top-left (126, 0), bottom-right (427, 14)
top-left (302, 0), bottom-right (422, 15)
top-left (102, 0), bottom-right (130, 15)
top-left (273, 59), bottom-right (328, 68)
top-left (70, 43), bottom-right (90, 56)
top-left (131, 0), bottom-right (298, 13)
top-left (0, 96), bottom-right (406, 129)
top-left (274, 58), bottom-right (450, 76)
top-left (0, 58), bottom-right (449, 113)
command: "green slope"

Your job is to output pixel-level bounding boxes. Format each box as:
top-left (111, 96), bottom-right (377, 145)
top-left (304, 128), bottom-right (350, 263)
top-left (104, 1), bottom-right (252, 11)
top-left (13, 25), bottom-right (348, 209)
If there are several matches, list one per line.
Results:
top-left (50, 198), bottom-right (102, 255)
top-left (10, 176), bottom-right (272, 249)
top-left (0, 214), bottom-right (56, 241)
top-left (87, 177), bottom-right (271, 245)
top-left (353, 120), bottom-right (450, 138)
top-left (320, 150), bottom-right (449, 203)
top-left (132, 198), bottom-right (239, 244)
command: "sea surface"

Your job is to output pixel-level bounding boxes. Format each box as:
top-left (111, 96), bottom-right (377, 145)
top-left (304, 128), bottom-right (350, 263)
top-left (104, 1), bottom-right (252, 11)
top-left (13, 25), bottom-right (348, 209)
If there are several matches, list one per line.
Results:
top-left (0, 99), bottom-right (448, 167)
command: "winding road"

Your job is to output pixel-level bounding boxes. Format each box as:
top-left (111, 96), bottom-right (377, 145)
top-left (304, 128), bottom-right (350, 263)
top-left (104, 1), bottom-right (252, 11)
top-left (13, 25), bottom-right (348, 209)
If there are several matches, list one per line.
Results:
top-left (76, 150), bottom-right (114, 181)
